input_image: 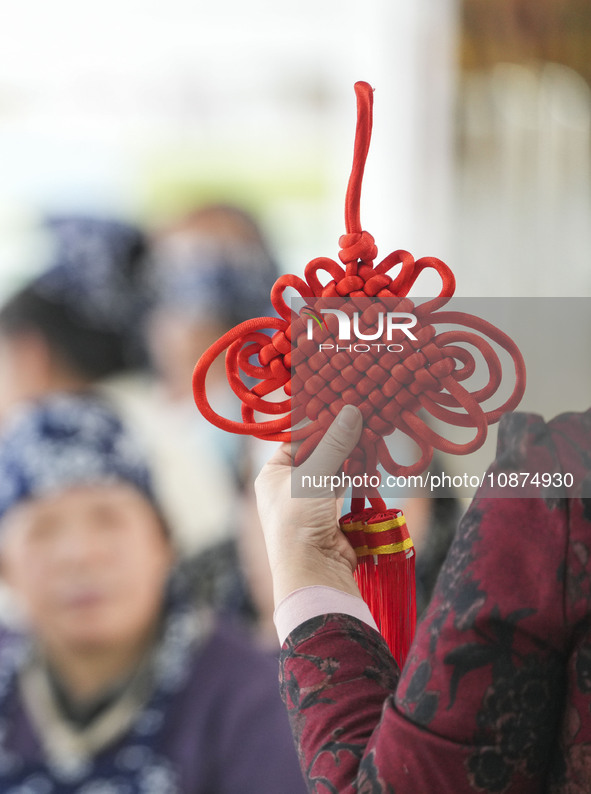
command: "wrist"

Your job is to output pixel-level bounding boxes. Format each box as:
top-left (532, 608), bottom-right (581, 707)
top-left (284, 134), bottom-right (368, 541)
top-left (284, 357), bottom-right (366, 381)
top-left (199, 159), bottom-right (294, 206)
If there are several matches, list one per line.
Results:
top-left (270, 545), bottom-right (361, 606)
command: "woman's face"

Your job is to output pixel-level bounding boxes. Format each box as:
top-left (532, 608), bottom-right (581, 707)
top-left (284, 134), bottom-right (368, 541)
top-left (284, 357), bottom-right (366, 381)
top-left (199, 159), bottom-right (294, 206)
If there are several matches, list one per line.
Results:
top-left (0, 483), bottom-right (173, 652)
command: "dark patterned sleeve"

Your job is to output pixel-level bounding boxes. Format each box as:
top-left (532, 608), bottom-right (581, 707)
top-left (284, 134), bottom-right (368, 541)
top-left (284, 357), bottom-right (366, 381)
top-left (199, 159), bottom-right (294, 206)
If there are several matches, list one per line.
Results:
top-left (280, 412), bottom-right (576, 793)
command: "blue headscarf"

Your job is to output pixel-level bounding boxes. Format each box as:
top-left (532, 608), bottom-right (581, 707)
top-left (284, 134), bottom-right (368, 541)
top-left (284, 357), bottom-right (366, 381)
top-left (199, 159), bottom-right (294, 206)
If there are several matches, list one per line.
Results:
top-left (149, 226), bottom-right (278, 327)
top-left (0, 392), bottom-right (157, 523)
top-left (34, 215), bottom-right (150, 335)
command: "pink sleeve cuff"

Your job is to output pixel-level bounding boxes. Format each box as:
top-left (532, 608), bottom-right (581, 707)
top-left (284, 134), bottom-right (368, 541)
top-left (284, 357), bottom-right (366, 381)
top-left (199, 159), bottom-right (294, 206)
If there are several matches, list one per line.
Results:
top-left (273, 585), bottom-right (379, 645)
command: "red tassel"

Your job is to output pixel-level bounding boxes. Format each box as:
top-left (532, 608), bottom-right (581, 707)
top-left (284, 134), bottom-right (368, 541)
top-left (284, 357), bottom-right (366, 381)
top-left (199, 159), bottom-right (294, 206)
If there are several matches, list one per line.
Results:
top-left (340, 508), bottom-right (416, 669)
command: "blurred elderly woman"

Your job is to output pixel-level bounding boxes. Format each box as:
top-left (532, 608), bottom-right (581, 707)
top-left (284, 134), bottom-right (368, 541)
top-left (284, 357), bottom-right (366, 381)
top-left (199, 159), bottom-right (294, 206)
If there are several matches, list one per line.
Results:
top-left (0, 392), bottom-right (305, 793)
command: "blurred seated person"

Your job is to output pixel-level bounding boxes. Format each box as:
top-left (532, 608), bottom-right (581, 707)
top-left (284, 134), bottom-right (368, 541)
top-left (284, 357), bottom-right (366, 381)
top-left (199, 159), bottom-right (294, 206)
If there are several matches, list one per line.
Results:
top-left (0, 214), bottom-right (229, 554)
top-left (0, 215), bottom-right (149, 423)
top-left (132, 202), bottom-right (282, 553)
top-left (185, 458), bottom-right (278, 648)
top-left (147, 202), bottom-right (279, 405)
top-left (145, 201), bottom-right (280, 511)
top-left (0, 392), bottom-right (306, 792)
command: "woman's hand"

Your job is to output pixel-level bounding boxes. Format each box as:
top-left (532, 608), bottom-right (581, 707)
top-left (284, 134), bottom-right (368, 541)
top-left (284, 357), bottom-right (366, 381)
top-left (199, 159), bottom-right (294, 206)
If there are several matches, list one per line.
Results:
top-left (255, 405), bottom-right (364, 605)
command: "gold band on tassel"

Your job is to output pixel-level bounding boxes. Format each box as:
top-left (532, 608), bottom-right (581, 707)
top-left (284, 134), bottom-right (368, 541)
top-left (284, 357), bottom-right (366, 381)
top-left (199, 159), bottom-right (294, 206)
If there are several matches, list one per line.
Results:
top-left (348, 537), bottom-right (414, 557)
top-left (341, 514), bottom-right (414, 558)
top-left (367, 537), bottom-right (414, 556)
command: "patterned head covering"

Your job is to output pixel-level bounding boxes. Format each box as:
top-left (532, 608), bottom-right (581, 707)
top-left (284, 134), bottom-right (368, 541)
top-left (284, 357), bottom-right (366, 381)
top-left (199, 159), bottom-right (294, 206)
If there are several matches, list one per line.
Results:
top-left (149, 214), bottom-right (279, 327)
top-left (34, 215), bottom-right (149, 335)
top-left (0, 393), bottom-right (157, 524)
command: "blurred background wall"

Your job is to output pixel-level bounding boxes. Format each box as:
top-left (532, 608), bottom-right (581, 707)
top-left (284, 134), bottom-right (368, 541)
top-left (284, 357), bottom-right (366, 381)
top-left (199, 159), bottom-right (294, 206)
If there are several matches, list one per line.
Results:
top-left (2, 0), bottom-right (589, 295)
top-left (457, 0), bottom-right (591, 297)
top-left (0, 0), bottom-right (457, 289)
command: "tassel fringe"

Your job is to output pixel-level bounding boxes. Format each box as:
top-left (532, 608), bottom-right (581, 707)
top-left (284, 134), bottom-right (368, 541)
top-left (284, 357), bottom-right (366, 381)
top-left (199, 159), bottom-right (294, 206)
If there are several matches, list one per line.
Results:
top-left (340, 508), bottom-right (417, 669)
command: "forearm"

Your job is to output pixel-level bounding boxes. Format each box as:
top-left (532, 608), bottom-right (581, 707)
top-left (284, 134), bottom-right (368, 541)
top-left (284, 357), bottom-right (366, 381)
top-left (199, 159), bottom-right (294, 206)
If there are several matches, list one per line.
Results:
top-left (281, 614), bottom-right (509, 794)
top-left (280, 614), bottom-right (399, 792)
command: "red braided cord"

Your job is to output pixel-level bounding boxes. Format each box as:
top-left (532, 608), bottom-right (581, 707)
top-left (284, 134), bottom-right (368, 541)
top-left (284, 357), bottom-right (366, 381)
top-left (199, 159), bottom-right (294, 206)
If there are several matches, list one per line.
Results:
top-left (192, 81), bottom-right (526, 484)
top-left (345, 82), bottom-right (373, 239)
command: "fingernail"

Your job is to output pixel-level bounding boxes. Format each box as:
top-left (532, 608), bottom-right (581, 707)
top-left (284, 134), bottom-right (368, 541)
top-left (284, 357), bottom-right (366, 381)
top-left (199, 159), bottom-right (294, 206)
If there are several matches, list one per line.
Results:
top-left (337, 405), bottom-right (360, 430)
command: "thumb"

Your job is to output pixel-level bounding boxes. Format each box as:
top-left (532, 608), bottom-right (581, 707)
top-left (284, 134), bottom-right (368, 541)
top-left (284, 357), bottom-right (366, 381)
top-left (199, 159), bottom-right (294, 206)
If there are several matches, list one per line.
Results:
top-left (299, 405), bottom-right (363, 479)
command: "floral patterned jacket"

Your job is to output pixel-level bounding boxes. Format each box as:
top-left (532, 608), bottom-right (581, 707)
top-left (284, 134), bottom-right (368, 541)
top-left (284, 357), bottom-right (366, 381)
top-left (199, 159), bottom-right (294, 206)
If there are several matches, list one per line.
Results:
top-left (279, 409), bottom-right (591, 793)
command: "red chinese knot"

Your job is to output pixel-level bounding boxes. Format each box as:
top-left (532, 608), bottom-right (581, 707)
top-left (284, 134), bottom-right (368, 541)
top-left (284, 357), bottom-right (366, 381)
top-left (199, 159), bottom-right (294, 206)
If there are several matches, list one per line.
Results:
top-left (192, 81), bottom-right (526, 490)
top-left (192, 82), bottom-right (526, 665)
